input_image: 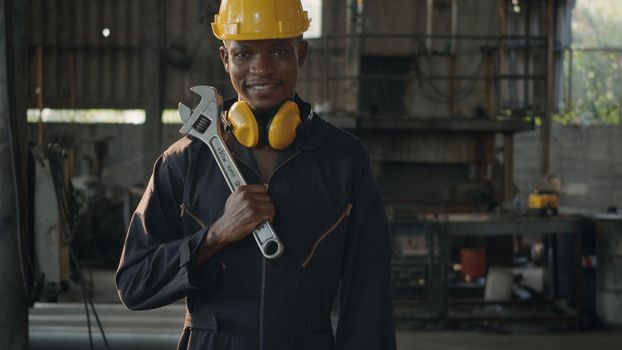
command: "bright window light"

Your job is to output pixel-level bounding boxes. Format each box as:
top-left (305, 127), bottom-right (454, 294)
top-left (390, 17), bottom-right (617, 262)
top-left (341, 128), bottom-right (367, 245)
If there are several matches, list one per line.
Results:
top-left (162, 109), bottom-right (182, 124)
top-left (28, 109), bottom-right (145, 124)
top-left (302, 0), bottom-right (322, 38)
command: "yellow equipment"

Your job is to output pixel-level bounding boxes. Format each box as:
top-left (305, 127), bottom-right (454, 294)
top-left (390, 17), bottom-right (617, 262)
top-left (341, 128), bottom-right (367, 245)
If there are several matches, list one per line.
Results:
top-left (528, 190), bottom-right (559, 216)
top-left (212, 0), bottom-right (311, 41)
top-left (225, 100), bottom-right (302, 150)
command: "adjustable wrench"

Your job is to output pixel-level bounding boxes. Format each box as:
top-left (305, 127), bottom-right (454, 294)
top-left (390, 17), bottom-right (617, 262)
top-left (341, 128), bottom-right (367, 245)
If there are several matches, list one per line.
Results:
top-left (178, 85), bottom-right (284, 259)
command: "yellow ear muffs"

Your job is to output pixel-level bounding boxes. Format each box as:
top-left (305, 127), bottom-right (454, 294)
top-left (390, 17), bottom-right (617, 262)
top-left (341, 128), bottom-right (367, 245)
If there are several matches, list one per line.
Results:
top-left (226, 100), bottom-right (302, 150)
top-left (268, 101), bottom-right (301, 150)
top-left (227, 101), bottom-right (260, 148)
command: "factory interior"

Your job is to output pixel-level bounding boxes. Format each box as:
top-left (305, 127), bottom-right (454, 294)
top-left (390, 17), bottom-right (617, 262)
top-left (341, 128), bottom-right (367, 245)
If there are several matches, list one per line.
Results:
top-left (1, 0), bottom-right (622, 349)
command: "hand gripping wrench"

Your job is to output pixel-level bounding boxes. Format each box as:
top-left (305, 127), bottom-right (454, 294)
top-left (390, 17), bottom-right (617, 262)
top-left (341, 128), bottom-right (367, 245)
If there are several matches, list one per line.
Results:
top-left (178, 85), bottom-right (284, 259)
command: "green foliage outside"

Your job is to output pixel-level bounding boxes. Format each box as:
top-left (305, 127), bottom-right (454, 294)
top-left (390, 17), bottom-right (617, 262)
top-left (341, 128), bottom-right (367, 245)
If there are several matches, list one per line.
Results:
top-left (555, 0), bottom-right (622, 125)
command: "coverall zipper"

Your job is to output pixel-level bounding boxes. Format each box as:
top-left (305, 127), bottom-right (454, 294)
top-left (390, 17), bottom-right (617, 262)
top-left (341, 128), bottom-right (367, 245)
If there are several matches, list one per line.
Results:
top-left (179, 203), bottom-right (207, 229)
top-left (259, 257), bottom-right (266, 350)
top-left (266, 151), bottom-right (301, 184)
top-left (259, 150), bottom-right (302, 350)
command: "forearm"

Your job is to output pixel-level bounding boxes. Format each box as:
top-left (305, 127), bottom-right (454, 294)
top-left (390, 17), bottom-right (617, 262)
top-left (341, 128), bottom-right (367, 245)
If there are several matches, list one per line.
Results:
top-left (191, 184), bottom-right (275, 268)
top-left (191, 218), bottom-right (231, 268)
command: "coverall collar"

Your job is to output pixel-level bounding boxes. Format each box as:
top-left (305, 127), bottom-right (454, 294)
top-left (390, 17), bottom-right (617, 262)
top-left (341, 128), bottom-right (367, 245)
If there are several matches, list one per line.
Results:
top-left (223, 95), bottom-right (328, 180)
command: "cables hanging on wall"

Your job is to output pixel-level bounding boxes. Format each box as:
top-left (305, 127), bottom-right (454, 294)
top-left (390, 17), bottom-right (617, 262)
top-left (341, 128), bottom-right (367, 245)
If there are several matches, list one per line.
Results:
top-left (46, 143), bottom-right (112, 350)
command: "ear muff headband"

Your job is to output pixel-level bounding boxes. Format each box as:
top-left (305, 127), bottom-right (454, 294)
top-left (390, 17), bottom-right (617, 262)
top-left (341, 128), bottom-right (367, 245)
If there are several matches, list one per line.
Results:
top-left (226, 100), bottom-right (302, 150)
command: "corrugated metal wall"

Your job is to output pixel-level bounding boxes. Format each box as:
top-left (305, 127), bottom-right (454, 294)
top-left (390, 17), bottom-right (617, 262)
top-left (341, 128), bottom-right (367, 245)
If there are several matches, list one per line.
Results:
top-left (26, 0), bottom-right (551, 120)
top-left (27, 0), bottom-right (229, 109)
top-left (29, 0), bottom-right (141, 108)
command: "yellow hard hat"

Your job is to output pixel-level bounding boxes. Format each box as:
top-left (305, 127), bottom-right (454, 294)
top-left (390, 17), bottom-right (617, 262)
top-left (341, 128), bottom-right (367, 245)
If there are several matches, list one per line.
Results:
top-left (212, 0), bottom-right (311, 41)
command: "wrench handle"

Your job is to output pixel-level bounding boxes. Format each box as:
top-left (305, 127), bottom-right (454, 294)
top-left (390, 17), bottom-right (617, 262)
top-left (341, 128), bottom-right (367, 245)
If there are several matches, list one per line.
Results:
top-left (205, 133), bottom-right (284, 259)
top-left (207, 133), bottom-right (246, 192)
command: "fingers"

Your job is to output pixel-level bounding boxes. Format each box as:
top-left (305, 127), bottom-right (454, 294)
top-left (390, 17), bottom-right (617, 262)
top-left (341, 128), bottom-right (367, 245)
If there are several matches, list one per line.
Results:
top-left (226, 184), bottom-right (275, 222)
top-left (217, 185), bottom-right (276, 243)
top-left (237, 184), bottom-right (268, 193)
top-left (235, 185), bottom-right (271, 202)
top-left (240, 200), bottom-right (274, 221)
top-left (252, 202), bottom-right (275, 221)
top-left (243, 192), bottom-right (272, 203)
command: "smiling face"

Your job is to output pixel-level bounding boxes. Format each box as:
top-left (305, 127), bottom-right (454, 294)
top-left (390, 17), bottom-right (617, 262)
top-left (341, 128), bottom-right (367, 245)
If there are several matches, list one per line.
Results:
top-left (219, 38), bottom-right (308, 112)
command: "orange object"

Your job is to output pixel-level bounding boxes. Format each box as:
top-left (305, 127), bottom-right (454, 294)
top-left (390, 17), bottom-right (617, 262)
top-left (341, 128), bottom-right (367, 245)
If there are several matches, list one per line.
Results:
top-left (460, 248), bottom-right (486, 278)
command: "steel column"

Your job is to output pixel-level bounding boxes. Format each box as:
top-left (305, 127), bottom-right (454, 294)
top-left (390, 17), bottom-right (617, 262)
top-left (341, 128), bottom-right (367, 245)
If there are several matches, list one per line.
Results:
top-left (141, 0), bottom-right (165, 180)
top-left (542, 0), bottom-right (554, 176)
top-left (0, 0), bottom-right (29, 348)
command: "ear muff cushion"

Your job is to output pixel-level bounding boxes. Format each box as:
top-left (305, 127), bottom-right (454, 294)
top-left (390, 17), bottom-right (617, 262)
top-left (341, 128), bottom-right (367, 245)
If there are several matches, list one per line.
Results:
top-left (268, 101), bottom-right (301, 150)
top-left (228, 101), bottom-right (259, 148)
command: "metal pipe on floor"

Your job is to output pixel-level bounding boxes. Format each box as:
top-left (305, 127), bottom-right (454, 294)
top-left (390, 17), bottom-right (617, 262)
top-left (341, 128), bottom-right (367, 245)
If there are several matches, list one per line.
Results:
top-left (30, 303), bottom-right (185, 350)
top-left (30, 327), bottom-right (179, 350)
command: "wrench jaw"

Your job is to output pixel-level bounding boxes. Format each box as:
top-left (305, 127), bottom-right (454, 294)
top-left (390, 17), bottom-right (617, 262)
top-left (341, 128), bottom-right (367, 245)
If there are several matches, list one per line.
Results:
top-left (179, 100), bottom-right (213, 136)
top-left (190, 85), bottom-right (218, 102)
top-left (178, 85), bottom-right (222, 135)
top-left (178, 103), bottom-right (193, 123)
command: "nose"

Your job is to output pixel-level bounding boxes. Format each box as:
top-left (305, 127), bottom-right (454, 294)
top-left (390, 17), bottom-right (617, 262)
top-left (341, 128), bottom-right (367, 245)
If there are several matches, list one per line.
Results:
top-left (250, 54), bottom-right (275, 75)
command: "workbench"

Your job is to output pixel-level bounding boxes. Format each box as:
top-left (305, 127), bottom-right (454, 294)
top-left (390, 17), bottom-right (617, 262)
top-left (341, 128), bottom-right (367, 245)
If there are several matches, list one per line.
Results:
top-left (390, 213), bottom-right (584, 328)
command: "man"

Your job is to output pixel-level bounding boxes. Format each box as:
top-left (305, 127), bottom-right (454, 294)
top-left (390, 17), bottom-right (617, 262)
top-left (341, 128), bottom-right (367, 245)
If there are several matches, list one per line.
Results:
top-left (115, 1), bottom-right (396, 349)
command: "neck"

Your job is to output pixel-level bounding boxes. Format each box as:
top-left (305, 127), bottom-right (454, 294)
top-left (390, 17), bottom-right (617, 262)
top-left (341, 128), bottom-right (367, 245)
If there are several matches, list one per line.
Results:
top-left (252, 106), bottom-right (279, 123)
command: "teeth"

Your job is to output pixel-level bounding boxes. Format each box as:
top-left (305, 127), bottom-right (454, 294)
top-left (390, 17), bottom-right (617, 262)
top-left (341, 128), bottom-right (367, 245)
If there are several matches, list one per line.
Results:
top-left (249, 84), bottom-right (277, 90)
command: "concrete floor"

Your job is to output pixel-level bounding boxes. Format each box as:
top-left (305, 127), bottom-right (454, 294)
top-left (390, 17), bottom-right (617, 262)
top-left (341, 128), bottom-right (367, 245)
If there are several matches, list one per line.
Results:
top-left (41, 269), bottom-right (622, 350)
top-left (396, 330), bottom-right (622, 350)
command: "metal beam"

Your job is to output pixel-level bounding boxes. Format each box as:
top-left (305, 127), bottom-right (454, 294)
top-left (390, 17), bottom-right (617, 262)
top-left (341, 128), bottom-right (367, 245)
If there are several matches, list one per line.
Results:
top-left (503, 134), bottom-right (514, 201)
top-left (141, 0), bottom-right (165, 180)
top-left (0, 0), bottom-right (28, 348)
top-left (541, 0), bottom-right (554, 176)
top-left (354, 118), bottom-right (534, 133)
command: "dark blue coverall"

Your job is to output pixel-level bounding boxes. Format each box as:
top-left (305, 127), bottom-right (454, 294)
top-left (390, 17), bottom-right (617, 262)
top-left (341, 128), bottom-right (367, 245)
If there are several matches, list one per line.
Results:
top-left (116, 98), bottom-right (397, 350)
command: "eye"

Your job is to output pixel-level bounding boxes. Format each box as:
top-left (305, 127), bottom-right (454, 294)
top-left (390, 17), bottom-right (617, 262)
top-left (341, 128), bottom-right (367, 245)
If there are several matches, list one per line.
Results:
top-left (233, 51), bottom-right (249, 59)
top-left (273, 49), bottom-right (289, 57)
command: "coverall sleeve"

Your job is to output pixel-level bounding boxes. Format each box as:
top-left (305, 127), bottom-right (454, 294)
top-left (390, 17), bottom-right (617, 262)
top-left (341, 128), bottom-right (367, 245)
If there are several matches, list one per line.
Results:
top-left (115, 153), bottom-right (220, 310)
top-left (335, 147), bottom-right (397, 350)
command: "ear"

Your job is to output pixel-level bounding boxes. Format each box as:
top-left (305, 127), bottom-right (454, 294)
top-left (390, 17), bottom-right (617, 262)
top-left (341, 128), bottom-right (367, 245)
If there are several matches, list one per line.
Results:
top-left (297, 40), bottom-right (308, 68)
top-left (219, 45), bottom-right (229, 73)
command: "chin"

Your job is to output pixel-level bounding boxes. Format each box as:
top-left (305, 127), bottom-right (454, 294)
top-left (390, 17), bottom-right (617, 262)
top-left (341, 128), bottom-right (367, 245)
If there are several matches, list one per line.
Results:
top-left (247, 97), bottom-right (289, 112)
